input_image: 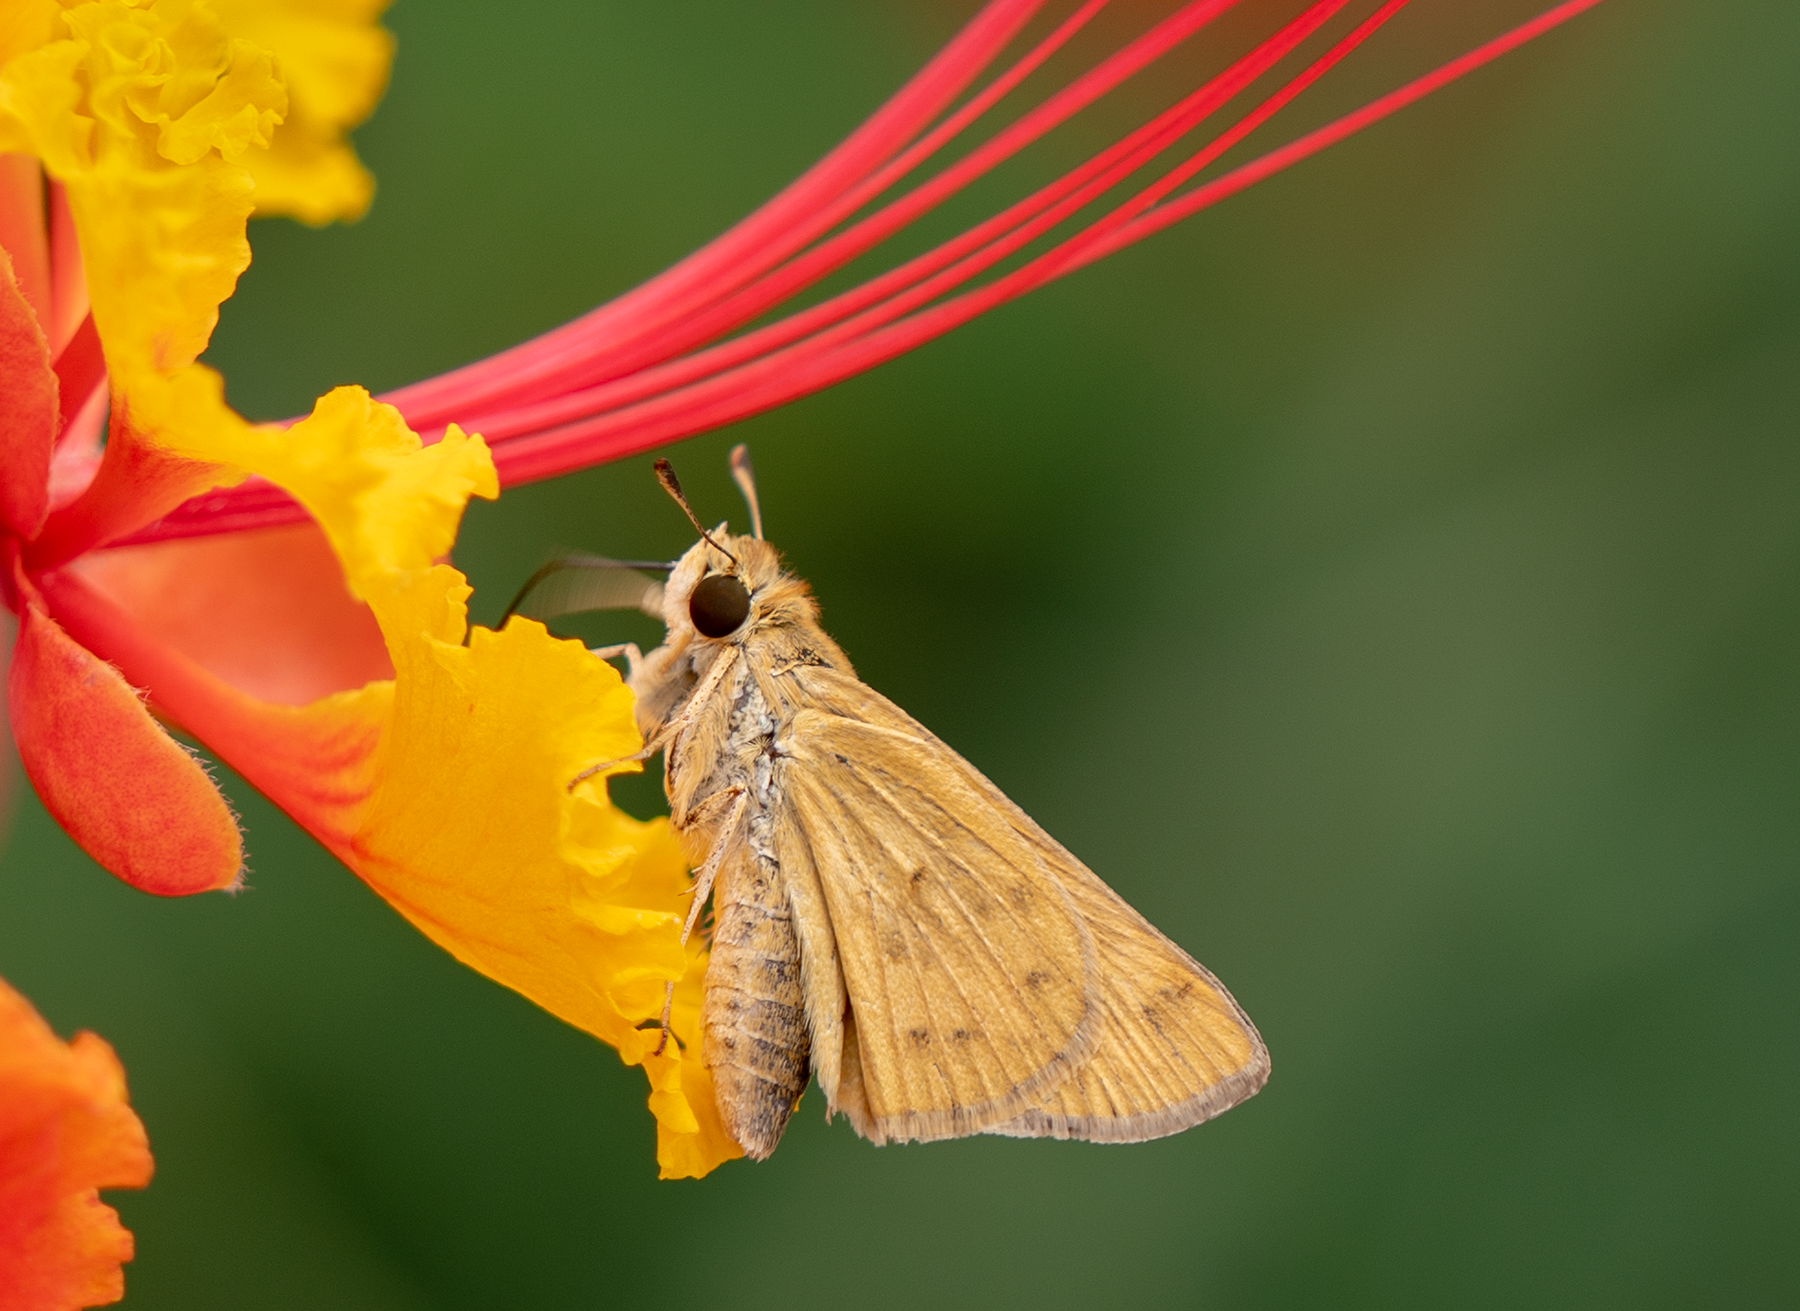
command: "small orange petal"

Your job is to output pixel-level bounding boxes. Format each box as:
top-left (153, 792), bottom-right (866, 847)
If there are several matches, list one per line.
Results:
top-left (0, 243), bottom-right (56, 541)
top-left (0, 975), bottom-right (151, 1311)
top-left (7, 596), bottom-right (242, 896)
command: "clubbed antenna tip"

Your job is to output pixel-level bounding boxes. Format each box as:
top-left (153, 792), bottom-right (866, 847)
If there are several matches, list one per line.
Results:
top-left (653, 457), bottom-right (737, 564)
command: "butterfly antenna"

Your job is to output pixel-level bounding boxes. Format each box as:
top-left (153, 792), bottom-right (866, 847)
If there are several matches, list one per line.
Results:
top-left (729, 444), bottom-right (764, 540)
top-left (654, 458), bottom-right (737, 564)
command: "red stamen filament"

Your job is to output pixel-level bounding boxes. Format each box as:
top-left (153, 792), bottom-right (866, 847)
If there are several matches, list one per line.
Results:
top-left (131, 0), bottom-right (1607, 545)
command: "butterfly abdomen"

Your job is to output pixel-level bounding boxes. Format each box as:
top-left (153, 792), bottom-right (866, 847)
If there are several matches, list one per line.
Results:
top-left (702, 839), bottom-right (810, 1160)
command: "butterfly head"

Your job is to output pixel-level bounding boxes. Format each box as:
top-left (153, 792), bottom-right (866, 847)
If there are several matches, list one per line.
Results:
top-left (653, 449), bottom-right (812, 646)
top-left (658, 528), bottom-right (777, 640)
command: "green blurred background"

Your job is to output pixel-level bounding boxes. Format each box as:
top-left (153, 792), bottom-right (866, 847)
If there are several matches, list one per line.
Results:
top-left (4, 0), bottom-right (1797, 1305)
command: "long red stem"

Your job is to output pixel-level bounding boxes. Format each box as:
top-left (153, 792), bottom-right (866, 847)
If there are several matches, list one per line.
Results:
top-left (385, 0), bottom-right (1051, 426)
top-left (126, 0), bottom-right (1606, 547)
top-left (400, 0), bottom-right (1245, 426)
top-left (441, 0), bottom-right (1357, 449)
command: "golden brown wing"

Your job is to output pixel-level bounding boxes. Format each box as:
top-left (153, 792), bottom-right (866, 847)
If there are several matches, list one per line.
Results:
top-left (986, 820), bottom-right (1269, 1140)
top-left (773, 668), bottom-right (1267, 1146)
top-left (774, 705), bottom-right (1100, 1145)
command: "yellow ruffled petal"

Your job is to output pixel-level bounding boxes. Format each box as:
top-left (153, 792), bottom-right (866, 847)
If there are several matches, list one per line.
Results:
top-left (0, 2), bottom-right (278, 377)
top-left (208, 0), bottom-right (392, 223)
top-left (147, 36), bottom-right (285, 167)
top-left (241, 123), bottom-right (372, 224)
top-left (161, 385), bottom-right (496, 597)
top-left (187, 388), bottom-right (741, 1177)
top-left (0, 1), bottom-right (64, 108)
top-left (643, 934), bottom-right (745, 1179)
top-left (348, 567), bottom-right (665, 1050)
top-left (2, 1), bottom-right (728, 1176)
top-left (0, 37), bottom-right (94, 178)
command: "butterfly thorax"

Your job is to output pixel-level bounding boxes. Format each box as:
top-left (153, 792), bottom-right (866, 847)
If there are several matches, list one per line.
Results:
top-left (626, 531), bottom-right (852, 1157)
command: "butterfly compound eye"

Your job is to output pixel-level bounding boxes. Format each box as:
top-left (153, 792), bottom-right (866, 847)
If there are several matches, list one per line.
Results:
top-left (689, 574), bottom-right (751, 638)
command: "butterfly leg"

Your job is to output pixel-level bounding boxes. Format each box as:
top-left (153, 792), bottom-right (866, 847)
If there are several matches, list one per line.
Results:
top-left (571, 648), bottom-right (740, 791)
top-left (654, 787), bottom-right (748, 1055)
top-left (589, 641), bottom-right (645, 679)
top-left (677, 788), bottom-right (747, 944)
top-left (567, 736), bottom-right (662, 791)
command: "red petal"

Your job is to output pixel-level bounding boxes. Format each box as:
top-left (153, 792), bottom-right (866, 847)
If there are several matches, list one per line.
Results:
top-left (7, 598), bottom-right (242, 896)
top-left (46, 180), bottom-right (88, 358)
top-left (51, 313), bottom-right (103, 437)
top-left (26, 396), bottom-right (229, 569)
top-left (0, 245), bottom-right (56, 541)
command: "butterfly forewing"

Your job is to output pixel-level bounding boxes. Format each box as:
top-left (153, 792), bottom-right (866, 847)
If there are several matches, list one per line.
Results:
top-left (987, 822), bottom-right (1269, 1139)
top-left (779, 701), bottom-right (1100, 1143)
top-left (773, 667), bottom-right (1265, 1145)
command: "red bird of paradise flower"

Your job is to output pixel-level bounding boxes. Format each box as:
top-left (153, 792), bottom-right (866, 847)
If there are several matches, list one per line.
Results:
top-left (0, 0), bottom-right (1609, 1189)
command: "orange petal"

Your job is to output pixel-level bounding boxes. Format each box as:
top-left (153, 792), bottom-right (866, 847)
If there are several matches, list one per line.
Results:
top-left (69, 522), bottom-right (392, 708)
top-left (0, 241), bottom-right (55, 541)
top-left (8, 593), bottom-right (242, 896)
top-left (0, 975), bottom-right (151, 1311)
top-left (36, 563), bottom-right (388, 854)
top-left (0, 153), bottom-right (52, 334)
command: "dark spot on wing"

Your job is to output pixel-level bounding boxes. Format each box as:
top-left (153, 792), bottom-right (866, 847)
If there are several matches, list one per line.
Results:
top-left (771, 647), bottom-right (832, 677)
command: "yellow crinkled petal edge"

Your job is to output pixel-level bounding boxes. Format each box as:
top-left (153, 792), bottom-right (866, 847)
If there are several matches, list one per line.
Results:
top-left (0, 0), bottom-right (393, 465)
top-left (214, 387), bottom-right (743, 1178)
top-left (207, 0), bottom-right (392, 224)
top-left (0, 0), bottom-right (285, 374)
